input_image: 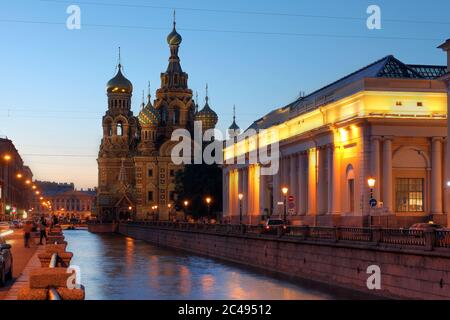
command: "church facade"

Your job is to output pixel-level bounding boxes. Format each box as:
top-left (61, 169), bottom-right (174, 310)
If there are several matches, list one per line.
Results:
top-left (97, 19), bottom-right (218, 221)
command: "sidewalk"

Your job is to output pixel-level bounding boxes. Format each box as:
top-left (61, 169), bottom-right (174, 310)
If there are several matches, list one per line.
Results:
top-left (0, 229), bottom-right (41, 300)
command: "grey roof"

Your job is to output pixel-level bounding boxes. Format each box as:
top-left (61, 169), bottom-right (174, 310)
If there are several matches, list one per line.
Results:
top-left (248, 55), bottom-right (447, 131)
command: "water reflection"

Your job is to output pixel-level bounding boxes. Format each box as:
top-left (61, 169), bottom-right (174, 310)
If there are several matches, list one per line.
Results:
top-left (65, 230), bottom-right (343, 300)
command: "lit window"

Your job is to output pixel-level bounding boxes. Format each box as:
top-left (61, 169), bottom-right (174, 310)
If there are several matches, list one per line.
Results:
top-left (395, 178), bottom-right (424, 212)
top-left (117, 121), bottom-right (123, 136)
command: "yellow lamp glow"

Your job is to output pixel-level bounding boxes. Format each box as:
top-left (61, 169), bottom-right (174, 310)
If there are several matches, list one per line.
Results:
top-left (238, 193), bottom-right (244, 200)
top-left (367, 177), bottom-right (376, 188)
top-left (281, 187), bottom-right (288, 195)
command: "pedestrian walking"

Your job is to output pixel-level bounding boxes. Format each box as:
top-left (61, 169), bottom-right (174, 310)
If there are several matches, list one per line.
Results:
top-left (39, 217), bottom-right (47, 245)
top-left (52, 215), bottom-right (58, 227)
top-left (23, 220), bottom-right (33, 248)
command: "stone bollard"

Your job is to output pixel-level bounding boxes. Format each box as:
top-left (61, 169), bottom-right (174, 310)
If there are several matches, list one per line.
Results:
top-left (45, 242), bottom-right (68, 253)
top-left (38, 252), bottom-right (73, 267)
top-left (17, 268), bottom-right (85, 300)
top-left (47, 235), bottom-right (65, 244)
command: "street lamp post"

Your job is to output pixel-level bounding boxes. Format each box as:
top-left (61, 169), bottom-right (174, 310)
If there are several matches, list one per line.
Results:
top-left (2, 154), bottom-right (11, 220)
top-left (238, 193), bottom-right (244, 225)
top-left (281, 187), bottom-right (288, 224)
top-left (367, 177), bottom-right (376, 227)
top-left (205, 197), bottom-right (212, 219)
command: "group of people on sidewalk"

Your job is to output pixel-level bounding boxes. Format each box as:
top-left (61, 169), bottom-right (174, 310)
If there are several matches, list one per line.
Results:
top-left (23, 215), bottom-right (59, 248)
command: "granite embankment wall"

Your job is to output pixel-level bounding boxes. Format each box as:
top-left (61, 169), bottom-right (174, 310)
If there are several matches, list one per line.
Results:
top-left (118, 223), bottom-right (450, 299)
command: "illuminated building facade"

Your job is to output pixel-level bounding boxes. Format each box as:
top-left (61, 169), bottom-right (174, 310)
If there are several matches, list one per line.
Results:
top-left (33, 181), bottom-right (95, 220)
top-left (223, 48), bottom-right (450, 228)
top-left (97, 18), bottom-right (217, 221)
top-left (0, 138), bottom-right (34, 220)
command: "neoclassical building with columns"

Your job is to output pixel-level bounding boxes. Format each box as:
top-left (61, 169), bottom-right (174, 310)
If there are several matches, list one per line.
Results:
top-left (223, 42), bottom-right (450, 228)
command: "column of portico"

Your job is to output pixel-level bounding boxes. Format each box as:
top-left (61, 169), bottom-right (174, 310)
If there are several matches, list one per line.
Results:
top-left (298, 152), bottom-right (307, 215)
top-left (233, 169), bottom-right (239, 217)
top-left (252, 165), bottom-right (260, 222)
top-left (273, 163), bottom-right (280, 215)
top-left (382, 137), bottom-right (393, 213)
top-left (223, 169), bottom-right (229, 217)
top-left (328, 145), bottom-right (342, 214)
top-left (289, 155), bottom-right (297, 209)
top-left (327, 144), bottom-right (340, 214)
top-left (243, 167), bottom-right (248, 216)
top-left (431, 137), bottom-right (443, 214)
top-left (247, 165), bottom-right (254, 215)
top-left (259, 167), bottom-right (266, 215)
top-left (317, 147), bottom-right (327, 215)
top-left (371, 136), bottom-right (381, 202)
top-left (282, 155), bottom-right (289, 190)
top-left (307, 148), bottom-right (317, 215)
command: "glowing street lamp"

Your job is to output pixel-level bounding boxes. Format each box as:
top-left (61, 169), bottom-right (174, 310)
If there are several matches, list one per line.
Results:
top-left (3, 154), bottom-right (11, 161)
top-left (367, 177), bottom-right (376, 227)
top-left (25, 179), bottom-right (31, 185)
top-left (205, 197), bottom-right (212, 217)
top-left (238, 193), bottom-right (244, 225)
top-left (32, 185), bottom-right (37, 190)
top-left (281, 187), bottom-right (288, 223)
top-left (16, 173), bottom-right (22, 179)
top-left (367, 177), bottom-right (376, 188)
top-left (35, 191), bottom-right (40, 195)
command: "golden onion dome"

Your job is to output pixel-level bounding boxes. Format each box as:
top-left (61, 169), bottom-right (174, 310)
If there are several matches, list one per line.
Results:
top-left (195, 100), bottom-right (218, 129)
top-left (138, 101), bottom-right (160, 127)
top-left (106, 64), bottom-right (133, 94)
top-left (167, 23), bottom-right (182, 46)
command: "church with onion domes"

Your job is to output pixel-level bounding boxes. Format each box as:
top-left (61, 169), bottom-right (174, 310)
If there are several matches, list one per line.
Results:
top-left (96, 15), bottom-right (219, 221)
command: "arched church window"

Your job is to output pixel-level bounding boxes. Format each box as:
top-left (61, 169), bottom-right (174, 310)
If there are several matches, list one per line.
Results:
top-left (173, 108), bottom-right (180, 125)
top-left (117, 121), bottom-right (123, 136)
top-left (160, 107), bottom-right (168, 125)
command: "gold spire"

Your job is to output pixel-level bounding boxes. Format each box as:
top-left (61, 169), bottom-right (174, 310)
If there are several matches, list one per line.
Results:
top-left (147, 81), bottom-right (151, 102)
top-left (118, 46), bottom-right (121, 69)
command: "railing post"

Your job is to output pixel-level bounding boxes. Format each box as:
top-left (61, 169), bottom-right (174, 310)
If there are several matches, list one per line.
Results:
top-left (334, 227), bottom-right (340, 243)
top-left (371, 227), bottom-right (381, 245)
top-left (304, 226), bottom-right (310, 240)
top-left (425, 230), bottom-right (436, 251)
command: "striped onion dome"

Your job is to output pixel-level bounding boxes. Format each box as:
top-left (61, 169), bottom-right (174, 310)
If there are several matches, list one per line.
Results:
top-left (138, 100), bottom-right (159, 126)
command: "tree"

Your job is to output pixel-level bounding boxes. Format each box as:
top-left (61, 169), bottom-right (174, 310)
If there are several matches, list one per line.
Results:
top-left (175, 163), bottom-right (222, 219)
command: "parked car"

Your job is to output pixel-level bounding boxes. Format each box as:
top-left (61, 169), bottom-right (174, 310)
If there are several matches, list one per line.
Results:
top-left (262, 219), bottom-right (287, 235)
top-left (0, 237), bottom-right (13, 286)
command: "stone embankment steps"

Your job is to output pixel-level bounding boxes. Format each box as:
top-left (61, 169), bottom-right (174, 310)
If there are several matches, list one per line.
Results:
top-left (13, 226), bottom-right (85, 300)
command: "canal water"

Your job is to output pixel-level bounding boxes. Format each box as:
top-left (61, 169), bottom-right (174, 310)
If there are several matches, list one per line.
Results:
top-left (64, 230), bottom-right (349, 300)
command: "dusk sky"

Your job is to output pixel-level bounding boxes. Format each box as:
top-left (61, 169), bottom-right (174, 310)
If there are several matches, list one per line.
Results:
top-left (0, 0), bottom-right (449, 188)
